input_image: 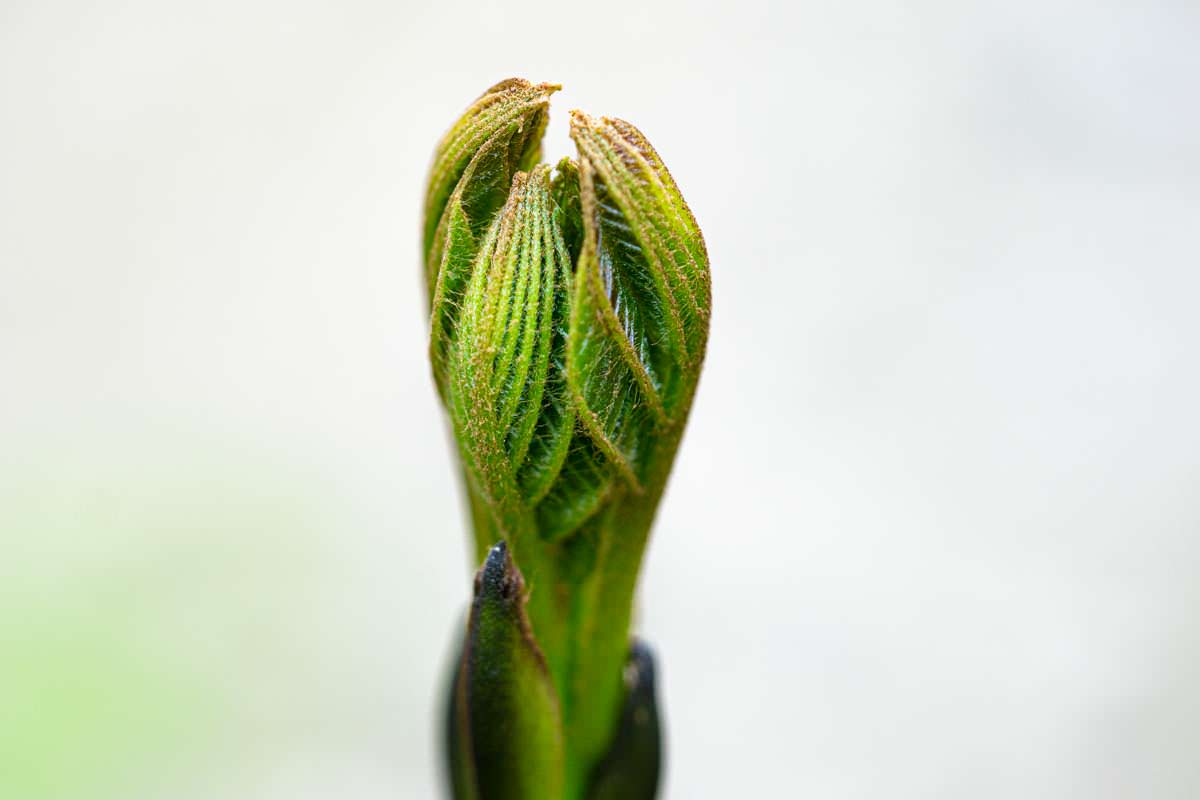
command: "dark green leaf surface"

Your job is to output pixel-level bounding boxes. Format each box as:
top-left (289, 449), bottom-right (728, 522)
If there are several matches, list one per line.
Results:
top-left (445, 630), bottom-right (477, 800)
top-left (585, 641), bottom-right (662, 800)
top-left (456, 542), bottom-right (565, 800)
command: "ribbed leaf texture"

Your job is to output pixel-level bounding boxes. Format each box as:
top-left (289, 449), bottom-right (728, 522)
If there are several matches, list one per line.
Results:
top-left (448, 165), bottom-right (578, 531)
top-left (567, 111), bottom-right (710, 490)
top-left (427, 79), bottom-right (559, 396)
top-left (424, 78), bottom-right (708, 800)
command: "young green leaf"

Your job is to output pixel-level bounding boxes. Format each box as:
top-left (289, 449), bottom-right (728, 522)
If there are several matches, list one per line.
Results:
top-left (447, 165), bottom-right (577, 532)
top-left (427, 79), bottom-right (712, 800)
top-left (567, 111), bottom-right (711, 488)
top-left (427, 79), bottom-right (559, 396)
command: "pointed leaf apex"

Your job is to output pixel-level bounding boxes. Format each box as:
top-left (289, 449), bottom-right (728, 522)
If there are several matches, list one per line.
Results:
top-left (568, 108), bottom-right (595, 130)
top-left (476, 540), bottom-right (520, 601)
top-left (460, 542), bottom-right (565, 797)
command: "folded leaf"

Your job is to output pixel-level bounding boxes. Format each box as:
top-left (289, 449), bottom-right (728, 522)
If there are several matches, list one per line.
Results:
top-left (448, 166), bottom-right (576, 532)
top-left (567, 112), bottom-right (711, 488)
top-left (427, 79), bottom-right (558, 395)
top-left (427, 79), bottom-right (711, 800)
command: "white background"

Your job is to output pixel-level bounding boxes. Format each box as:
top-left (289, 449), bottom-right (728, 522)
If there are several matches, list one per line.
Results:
top-left (3, 1), bottom-right (1198, 798)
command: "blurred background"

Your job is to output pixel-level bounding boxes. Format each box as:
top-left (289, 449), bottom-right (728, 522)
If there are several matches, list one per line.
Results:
top-left (3, 0), bottom-right (1198, 797)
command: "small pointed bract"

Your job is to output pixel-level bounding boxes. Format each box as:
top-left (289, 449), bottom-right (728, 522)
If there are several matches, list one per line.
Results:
top-left (453, 542), bottom-right (565, 800)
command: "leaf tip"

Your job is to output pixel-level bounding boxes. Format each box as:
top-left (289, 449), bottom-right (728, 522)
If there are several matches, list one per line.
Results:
top-left (476, 540), bottom-right (522, 604)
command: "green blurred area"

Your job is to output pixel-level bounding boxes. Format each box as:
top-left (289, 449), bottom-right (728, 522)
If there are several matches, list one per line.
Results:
top-left (0, 602), bottom-right (209, 797)
top-left (0, 447), bottom-right (327, 800)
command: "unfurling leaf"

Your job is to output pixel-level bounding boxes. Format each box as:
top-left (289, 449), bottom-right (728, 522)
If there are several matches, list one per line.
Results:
top-left (567, 111), bottom-right (711, 490)
top-left (427, 79), bottom-right (559, 396)
top-left (427, 78), bottom-right (710, 800)
top-left (448, 166), bottom-right (576, 531)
